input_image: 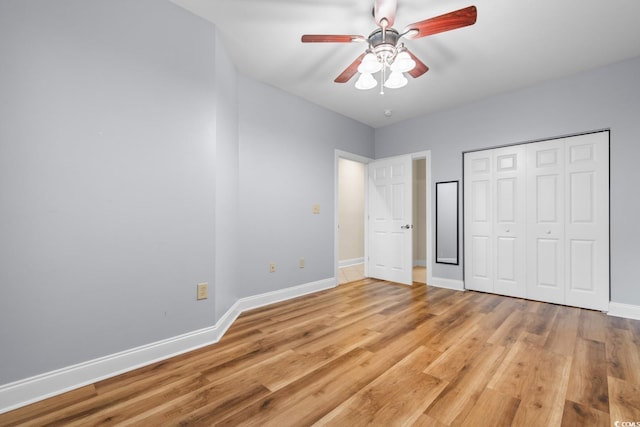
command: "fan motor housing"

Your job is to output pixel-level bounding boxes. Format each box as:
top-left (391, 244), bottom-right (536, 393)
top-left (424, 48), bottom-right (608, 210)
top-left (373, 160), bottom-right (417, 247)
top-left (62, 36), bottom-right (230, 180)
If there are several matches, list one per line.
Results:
top-left (368, 28), bottom-right (400, 63)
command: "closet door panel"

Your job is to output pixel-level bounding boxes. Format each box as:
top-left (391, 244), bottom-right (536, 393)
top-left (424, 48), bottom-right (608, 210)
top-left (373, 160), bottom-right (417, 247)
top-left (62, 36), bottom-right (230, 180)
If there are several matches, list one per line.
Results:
top-left (471, 236), bottom-right (490, 280)
top-left (564, 133), bottom-right (609, 310)
top-left (464, 151), bottom-right (493, 292)
top-left (496, 236), bottom-right (516, 281)
top-left (526, 140), bottom-right (565, 304)
top-left (493, 146), bottom-right (526, 297)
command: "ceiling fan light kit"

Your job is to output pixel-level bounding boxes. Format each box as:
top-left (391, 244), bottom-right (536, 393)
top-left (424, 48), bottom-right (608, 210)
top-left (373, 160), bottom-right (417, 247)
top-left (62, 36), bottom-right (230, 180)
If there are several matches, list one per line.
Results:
top-left (354, 44), bottom-right (414, 92)
top-left (355, 32), bottom-right (416, 93)
top-left (301, 0), bottom-right (477, 95)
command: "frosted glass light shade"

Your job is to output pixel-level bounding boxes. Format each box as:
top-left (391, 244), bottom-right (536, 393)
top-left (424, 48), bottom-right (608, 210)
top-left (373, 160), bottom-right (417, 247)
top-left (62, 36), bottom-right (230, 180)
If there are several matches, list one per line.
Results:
top-left (355, 72), bottom-right (377, 90)
top-left (384, 70), bottom-right (408, 89)
top-left (357, 53), bottom-right (383, 74)
top-left (390, 51), bottom-right (416, 72)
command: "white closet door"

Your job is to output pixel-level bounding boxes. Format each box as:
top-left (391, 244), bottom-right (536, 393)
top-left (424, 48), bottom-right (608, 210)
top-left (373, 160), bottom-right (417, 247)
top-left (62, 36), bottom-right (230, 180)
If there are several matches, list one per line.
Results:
top-left (464, 151), bottom-right (493, 293)
top-left (464, 132), bottom-right (609, 310)
top-left (526, 140), bottom-right (565, 304)
top-left (493, 145), bottom-right (527, 298)
top-left (564, 132), bottom-right (609, 310)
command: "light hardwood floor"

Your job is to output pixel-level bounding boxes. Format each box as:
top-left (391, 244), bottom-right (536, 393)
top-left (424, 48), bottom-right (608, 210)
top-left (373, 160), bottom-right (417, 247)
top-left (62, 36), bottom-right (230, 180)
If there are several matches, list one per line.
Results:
top-left (2, 278), bottom-right (640, 426)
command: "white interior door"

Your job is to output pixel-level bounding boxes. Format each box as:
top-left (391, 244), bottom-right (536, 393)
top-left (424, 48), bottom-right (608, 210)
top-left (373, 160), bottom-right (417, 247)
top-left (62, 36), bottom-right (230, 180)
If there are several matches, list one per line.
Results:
top-left (526, 139), bottom-right (565, 304)
top-left (368, 155), bottom-right (413, 285)
top-left (564, 132), bottom-right (609, 310)
top-left (464, 151), bottom-right (493, 293)
top-left (493, 146), bottom-right (527, 298)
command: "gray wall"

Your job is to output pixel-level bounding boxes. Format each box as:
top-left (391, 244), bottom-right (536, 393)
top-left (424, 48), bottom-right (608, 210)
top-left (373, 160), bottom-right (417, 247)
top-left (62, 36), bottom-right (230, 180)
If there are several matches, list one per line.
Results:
top-left (375, 56), bottom-right (640, 305)
top-left (237, 77), bottom-right (374, 298)
top-left (0, 0), bottom-right (374, 386)
top-left (0, 0), bottom-right (222, 384)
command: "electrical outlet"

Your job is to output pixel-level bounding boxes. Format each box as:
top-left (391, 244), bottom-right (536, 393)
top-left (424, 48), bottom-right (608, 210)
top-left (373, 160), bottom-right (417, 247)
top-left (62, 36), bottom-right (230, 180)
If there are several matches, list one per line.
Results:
top-left (299, 258), bottom-right (305, 268)
top-left (269, 263), bottom-right (276, 273)
top-left (197, 282), bottom-right (208, 300)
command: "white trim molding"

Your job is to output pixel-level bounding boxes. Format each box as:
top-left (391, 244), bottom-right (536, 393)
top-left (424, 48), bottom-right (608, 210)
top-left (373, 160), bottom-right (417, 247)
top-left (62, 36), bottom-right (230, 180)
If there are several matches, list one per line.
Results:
top-left (429, 277), bottom-right (465, 291)
top-left (338, 258), bottom-right (364, 268)
top-left (234, 278), bottom-right (336, 313)
top-left (608, 301), bottom-right (640, 321)
top-left (0, 277), bottom-right (337, 415)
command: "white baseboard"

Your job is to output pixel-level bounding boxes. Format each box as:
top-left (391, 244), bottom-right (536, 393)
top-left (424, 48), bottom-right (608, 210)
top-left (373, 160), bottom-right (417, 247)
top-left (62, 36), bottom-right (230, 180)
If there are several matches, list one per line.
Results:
top-left (0, 277), bottom-right (337, 415)
top-left (608, 302), bottom-right (640, 321)
top-left (338, 258), bottom-right (364, 268)
top-left (235, 278), bottom-right (337, 312)
top-left (0, 325), bottom-right (226, 415)
top-left (429, 277), bottom-right (465, 291)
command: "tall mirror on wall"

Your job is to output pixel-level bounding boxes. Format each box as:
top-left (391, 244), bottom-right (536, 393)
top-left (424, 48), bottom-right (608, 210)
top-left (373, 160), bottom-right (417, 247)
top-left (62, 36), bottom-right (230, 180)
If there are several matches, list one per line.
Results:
top-left (436, 181), bottom-right (459, 264)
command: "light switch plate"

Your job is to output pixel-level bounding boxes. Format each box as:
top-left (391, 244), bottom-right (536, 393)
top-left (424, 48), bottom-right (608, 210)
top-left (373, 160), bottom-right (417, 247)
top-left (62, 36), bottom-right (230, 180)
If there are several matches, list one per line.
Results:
top-left (312, 204), bottom-right (320, 214)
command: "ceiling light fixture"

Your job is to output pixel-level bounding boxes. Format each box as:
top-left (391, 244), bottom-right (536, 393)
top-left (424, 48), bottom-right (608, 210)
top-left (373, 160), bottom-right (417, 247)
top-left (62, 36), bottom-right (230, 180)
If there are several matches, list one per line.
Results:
top-left (384, 70), bottom-right (408, 89)
top-left (391, 49), bottom-right (416, 73)
top-left (354, 23), bottom-right (416, 94)
top-left (355, 72), bottom-right (377, 90)
top-left (358, 53), bottom-right (383, 74)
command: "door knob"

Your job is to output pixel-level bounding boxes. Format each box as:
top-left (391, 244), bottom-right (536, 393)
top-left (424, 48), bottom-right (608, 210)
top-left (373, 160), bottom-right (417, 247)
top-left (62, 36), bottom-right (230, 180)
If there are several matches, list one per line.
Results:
top-left (401, 224), bottom-right (412, 229)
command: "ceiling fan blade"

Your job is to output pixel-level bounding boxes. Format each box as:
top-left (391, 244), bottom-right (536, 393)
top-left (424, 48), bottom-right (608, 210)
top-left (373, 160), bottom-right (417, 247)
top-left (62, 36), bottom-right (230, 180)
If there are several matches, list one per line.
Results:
top-left (335, 53), bottom-right (366, 83)
top-left (374, 0), bottom-right (397, 27)
top-left (404, 5), bottom-right (477, 39)
top-left (406, 50), bottom-right (429, 78)
top-left (301, 34), bottom-right (365, 43)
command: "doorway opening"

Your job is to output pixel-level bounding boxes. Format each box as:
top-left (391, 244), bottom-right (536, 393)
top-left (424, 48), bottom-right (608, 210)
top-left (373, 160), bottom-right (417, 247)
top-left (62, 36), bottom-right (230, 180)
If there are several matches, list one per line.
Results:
top-left (334, 150), bottom-right (432, 286)
top-left (337, 157), bottom-right (366, 284)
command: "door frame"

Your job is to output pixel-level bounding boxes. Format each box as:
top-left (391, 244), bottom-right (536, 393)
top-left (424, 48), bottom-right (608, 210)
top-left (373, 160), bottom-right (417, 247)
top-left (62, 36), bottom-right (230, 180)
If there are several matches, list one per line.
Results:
top-left (334, 149), bottom-right (433, 286)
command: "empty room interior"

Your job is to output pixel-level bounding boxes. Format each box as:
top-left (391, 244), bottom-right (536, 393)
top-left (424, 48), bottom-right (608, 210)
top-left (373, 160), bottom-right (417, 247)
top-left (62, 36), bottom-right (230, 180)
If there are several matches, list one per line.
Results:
top-left (2, 0), bottom-right (640, 425)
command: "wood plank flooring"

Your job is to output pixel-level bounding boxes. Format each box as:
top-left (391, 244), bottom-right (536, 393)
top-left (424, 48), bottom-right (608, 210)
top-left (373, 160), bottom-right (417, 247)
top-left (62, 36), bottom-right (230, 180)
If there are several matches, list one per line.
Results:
top-left (2, 278), bottom-right (640, 426)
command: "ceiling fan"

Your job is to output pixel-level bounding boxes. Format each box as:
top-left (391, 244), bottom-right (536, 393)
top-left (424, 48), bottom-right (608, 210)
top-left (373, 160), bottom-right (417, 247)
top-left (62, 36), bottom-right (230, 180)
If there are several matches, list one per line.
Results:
top-left (301, 0), bottom-right (477, 93)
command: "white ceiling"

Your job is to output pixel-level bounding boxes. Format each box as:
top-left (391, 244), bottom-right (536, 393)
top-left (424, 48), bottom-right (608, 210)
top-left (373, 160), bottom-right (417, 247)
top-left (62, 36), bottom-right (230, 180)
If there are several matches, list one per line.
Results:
top-left (171, 0), bottom-right (640, 128)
